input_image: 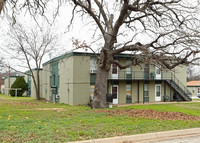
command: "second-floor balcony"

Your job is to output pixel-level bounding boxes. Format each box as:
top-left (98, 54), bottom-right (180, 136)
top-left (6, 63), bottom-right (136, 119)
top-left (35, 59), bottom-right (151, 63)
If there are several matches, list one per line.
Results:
top-left (108, 71), bottom-right (173, 80)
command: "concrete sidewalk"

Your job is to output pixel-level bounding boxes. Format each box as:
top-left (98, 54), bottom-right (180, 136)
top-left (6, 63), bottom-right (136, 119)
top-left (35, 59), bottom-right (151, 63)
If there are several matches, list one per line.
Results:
top-left (68, 128), bottom-right (200, 143)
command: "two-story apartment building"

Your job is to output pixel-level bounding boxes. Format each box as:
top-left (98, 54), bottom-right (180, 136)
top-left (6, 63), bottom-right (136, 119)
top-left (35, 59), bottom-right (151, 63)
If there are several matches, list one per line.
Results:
top-left (24, 69), bottom-right (43, 98)
top-left (40, 52), bottom-right (191, 105)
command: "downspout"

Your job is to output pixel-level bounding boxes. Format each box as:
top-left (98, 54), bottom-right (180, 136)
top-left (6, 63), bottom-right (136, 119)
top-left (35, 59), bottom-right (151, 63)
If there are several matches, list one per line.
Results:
top-left (143, 81), bottom-right (144, 104)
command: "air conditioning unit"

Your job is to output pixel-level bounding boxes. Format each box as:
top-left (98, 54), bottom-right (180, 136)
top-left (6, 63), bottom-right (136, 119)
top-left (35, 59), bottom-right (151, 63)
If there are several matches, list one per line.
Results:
top-left (90, 69), bottom-right (97, 73)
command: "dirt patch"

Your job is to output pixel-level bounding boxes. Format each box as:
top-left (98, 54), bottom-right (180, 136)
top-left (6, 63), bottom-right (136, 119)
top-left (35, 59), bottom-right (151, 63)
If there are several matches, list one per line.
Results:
top-left (95, 109), bottom-right (200, 121)
top-left (22, 108), bottom-right (67, 112)
top-left (0, 99), bottom-right (38, 106)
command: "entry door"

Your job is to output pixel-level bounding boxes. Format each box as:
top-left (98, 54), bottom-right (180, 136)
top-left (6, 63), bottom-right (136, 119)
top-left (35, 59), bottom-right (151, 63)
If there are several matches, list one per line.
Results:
top-left (112, 85), bottom-right (118, 104)
top-left (155, 84), bottom-right (161, 101)
top-left (111, 64), bottom-right (118, 79)
top-left (155, 66), bottom-right (161, 79)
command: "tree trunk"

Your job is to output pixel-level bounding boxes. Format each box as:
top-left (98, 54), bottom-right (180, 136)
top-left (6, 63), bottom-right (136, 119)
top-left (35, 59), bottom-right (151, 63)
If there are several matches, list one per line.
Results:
top-left (92, 49), bottom-right (112, 108)
top-left (36, 88), bottom-right (40, 100)
top-left (0, 0), bottom-right (4, 14)
top-left (92, 66), bottom-right (109, 108)
top-left (35, 70), bottom-right (40, 100)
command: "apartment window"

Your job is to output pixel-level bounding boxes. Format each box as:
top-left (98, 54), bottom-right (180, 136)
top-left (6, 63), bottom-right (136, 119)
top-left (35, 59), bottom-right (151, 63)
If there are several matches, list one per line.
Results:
top-left (193, 87), bottom-right (195, 93)
top-left (156, 85), bottom-right (161, 97)
top-left (144, 84), bottom-right (149, 97)
top-left (90, 57), bottom-right (97, 70)
top-left (126, 61), bottom-right (131, 74)
top-left (126, 84), bottom-right (132, 95)
top-left (145, 64), bottom-right (149, 68)
top-left (156, 66), bottom-right (161, 74)
top-left (198, 87), bottom-right (200, 93)
top-left (112, 64), bottom-right (117, 74)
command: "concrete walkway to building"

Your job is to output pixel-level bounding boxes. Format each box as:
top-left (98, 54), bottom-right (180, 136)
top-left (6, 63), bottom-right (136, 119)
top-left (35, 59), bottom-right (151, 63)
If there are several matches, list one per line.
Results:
top-left (68, 128), bottom-right (200, 143)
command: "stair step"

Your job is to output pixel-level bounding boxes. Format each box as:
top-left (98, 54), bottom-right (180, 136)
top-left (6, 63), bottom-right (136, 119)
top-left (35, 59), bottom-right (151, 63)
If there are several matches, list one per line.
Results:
top-left (166, 80), bottom-right (191, 101)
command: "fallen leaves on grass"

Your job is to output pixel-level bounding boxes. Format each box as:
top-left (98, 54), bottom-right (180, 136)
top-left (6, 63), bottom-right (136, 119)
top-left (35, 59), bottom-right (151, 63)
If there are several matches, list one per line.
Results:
top-left (0, 99), bottom-right (38, 106)
top-left (22, 108), bottom-right (67, 112)
top-left (95, 109), bottom-right (200, 121)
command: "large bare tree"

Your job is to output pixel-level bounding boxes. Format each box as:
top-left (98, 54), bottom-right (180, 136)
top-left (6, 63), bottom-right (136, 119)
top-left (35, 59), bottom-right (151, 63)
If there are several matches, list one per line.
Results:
top-left (8, 23), bottom-right (57, 100)
top-left (68, 0), bottom-right (200, 108)
top-left (2, 1), bottom-right (200, 108)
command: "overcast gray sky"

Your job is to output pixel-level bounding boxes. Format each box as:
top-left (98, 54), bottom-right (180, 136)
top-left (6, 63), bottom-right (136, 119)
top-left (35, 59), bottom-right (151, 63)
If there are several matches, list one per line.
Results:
top-left (1, 1), bottom-right (200, 74)
top-left (0, 3), bottom-right (100, 73)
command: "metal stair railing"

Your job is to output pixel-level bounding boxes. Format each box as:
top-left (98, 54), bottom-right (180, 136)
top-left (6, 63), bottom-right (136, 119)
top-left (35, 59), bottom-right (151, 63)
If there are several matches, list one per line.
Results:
top-left (164, 73), bottom-right (191, 101)
top-left (170, 73), bottom-right (192, 96)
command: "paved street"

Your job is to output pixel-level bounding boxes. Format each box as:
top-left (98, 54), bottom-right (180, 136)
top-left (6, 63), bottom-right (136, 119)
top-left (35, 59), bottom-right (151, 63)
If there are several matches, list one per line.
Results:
top-left (149, 134), bottom-right (200, 143)
top-left (68, 128), bottom-right (200, 143)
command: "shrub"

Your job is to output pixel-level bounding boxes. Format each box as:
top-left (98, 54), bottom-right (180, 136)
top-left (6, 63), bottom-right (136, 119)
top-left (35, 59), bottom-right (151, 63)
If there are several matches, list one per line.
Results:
top-left (10, 76), bottom-right (28, 97)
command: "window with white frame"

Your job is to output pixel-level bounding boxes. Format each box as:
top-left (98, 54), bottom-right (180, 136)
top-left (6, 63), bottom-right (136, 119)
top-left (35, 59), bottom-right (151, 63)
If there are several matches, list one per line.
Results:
top-left (155, 65), bottom-right (161, 74)
top-left (112, 64), bottom-right (118, 74)
top-left (144, 84), bottom-right (149, 97)
top-left (90, 57), bottom-right (97, 71)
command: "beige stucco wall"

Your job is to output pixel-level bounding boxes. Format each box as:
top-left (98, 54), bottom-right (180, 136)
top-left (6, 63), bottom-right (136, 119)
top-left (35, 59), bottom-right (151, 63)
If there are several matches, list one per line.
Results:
top-left (59, 56), bottom-right (74, 105)
top-left (173, 65), bottom-right (187, 86)
top-left (72, 56), bottom-right (90, 105)
top-left (58, 55), bottom-right (90, 105)
top-left (42, 65), bottom-right (51, 100)
top-left (118, 81), bottom-right (126, 104)
top-left (149, 81), bottom-right (155, 102)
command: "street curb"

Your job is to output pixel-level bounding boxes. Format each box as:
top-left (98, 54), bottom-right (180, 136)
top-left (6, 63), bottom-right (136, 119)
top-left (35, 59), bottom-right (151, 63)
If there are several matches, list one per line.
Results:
top-left (67, 128), bottom-right (200, 143)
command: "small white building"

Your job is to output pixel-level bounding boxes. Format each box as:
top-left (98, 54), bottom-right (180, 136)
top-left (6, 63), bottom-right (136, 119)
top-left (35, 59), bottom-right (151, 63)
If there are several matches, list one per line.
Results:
top-left (187, 81), bottom-right (200, 99)
top-left (4, 76), bottom-right (19, 95)
top-left (1, 84), bottom-right (5, 94)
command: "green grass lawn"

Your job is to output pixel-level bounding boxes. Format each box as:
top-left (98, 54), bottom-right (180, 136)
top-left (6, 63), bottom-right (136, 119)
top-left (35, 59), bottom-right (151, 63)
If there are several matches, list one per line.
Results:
top-left (192, 98), bottom-right (200, 101)
top-left (1, 94), bottom-right (200, 143)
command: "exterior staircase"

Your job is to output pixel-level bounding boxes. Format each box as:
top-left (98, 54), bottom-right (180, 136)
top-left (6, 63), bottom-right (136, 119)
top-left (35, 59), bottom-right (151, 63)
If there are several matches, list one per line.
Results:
top-left (165, 73), bottom-right (192, 101)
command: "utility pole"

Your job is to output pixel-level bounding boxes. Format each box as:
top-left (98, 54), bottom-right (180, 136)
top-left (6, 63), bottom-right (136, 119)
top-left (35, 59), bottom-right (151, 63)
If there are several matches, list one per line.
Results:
top-left (8, 66), bottom-right (10, 96)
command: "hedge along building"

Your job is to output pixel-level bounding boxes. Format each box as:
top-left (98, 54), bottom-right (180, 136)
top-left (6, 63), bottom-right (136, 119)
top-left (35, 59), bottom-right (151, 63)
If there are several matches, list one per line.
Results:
top-left (24, 69), bottom-right (43, 98)
top-left (41, 52), bottom-right (191, 105)
top-left (4, 76), bottom-right (19, 95)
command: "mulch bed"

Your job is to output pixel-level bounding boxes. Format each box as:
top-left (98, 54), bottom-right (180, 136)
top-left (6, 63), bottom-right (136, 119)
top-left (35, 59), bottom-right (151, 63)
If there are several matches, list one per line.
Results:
top-left (95, 109), bottom-right (200, 121)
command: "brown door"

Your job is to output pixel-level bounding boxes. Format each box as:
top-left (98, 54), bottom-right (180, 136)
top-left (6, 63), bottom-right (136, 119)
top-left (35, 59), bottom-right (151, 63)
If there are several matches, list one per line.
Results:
top-left (112, 86), bottom-right (118, 104)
